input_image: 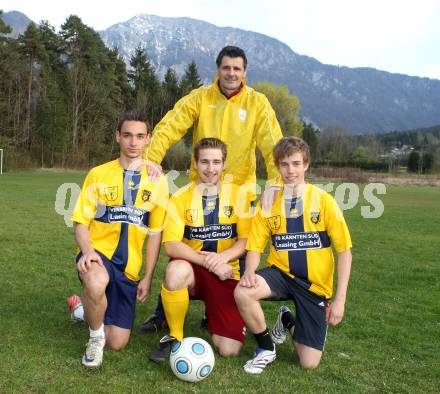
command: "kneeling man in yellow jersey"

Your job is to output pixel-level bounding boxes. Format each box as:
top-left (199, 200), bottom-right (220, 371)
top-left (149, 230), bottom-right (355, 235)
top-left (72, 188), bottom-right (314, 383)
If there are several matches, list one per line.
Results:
top-left (235, 137), bottom-right (352, 374)
top-left (71, 110), bottom-right (168, 368)
top-left (149, 138), bottom-right (253, 362)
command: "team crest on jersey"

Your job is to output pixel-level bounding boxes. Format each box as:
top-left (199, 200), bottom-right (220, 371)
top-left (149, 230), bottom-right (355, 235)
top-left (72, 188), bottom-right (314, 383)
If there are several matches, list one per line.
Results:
top-left (186, 209), bottom-right (198, 223)
top-left (290, 208), bottom-right (299, 217)
top-left (104, 186), bottom-right (118, 201)
top-left (238, 108), bottom-right (247, 122)
top-left (267, 215), bottom-right (281, 230)
top-left (141, 189), bottom-right (151, 202)
top-left (223, 205), bottom-right (233, 218)
top-left (206, 199), bottom-right (216, 211)
top-left (309, 211), bottom-right (321, 224)
top-left (128, 180), bottom-right (135, 190)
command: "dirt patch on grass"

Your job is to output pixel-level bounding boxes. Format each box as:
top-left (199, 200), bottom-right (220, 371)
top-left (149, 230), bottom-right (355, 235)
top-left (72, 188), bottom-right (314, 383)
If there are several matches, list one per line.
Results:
top-left (310, 167), bottom-right (440, 187)
top-left (367, 175), bottom-right (440, 187)
top-left (35, 167), bottom-right (86, 173)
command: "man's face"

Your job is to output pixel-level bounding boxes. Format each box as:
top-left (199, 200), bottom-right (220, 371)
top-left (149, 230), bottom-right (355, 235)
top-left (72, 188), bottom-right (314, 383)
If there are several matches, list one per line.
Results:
top-left (278, 151), bottom-right (309, 187)
top-left (217, 56), bottom-right (246, 96)
top-left (116, 120), bottom-right (150, 160)
top-left (194, 148), bottom-right (225, 185)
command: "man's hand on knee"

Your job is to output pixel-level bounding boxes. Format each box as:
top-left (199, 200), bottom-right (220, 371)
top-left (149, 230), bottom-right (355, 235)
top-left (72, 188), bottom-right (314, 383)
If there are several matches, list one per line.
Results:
top-left (77, 252), bottom-right (104, 274)
top-left (238, 270), bottom-right (259, 288)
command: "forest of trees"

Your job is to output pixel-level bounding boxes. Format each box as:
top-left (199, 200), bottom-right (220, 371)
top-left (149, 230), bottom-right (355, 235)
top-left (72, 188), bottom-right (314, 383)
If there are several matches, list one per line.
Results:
top-left (0, 12), bottom-right (438, 174)
top-left (0, 13), bottom-right (204, 170)
top-left (312, 124), bottom-right (440, 173)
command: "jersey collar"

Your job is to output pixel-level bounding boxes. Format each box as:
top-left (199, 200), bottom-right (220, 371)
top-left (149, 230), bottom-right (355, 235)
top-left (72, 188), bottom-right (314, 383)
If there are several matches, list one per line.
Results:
top-left (214, 77), bottom-right (246, 99)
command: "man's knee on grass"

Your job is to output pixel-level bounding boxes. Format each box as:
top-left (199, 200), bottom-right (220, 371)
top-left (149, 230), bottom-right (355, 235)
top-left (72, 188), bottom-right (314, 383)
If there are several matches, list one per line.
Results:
top-left (295, 342), bottom-right (322, 370)
top-left (105, 327), bottom-right (130, 351)
top-left (212, 335), bottom-right (242, 357)
top-left (105, 338), bottom-right (129, 351)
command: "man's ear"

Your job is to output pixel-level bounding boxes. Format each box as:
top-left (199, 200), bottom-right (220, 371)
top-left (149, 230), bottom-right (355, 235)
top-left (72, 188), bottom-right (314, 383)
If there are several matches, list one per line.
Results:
top-left (115, 130), bottom-right (121, 142)
top-left (144, 132), bottom-right (151, 145)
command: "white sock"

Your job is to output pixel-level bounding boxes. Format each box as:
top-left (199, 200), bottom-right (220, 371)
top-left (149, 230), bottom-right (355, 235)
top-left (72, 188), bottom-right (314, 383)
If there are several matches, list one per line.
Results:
top-left (89, 324), bottom-right (105, 338)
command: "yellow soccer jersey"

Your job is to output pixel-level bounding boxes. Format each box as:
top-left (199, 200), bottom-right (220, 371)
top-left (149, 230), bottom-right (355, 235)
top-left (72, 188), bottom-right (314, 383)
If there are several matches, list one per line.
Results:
top-left (246, 183), bottom-right (352, 298)
top-left (162, 182), bottom-right (253, 280)
top-left (71, 159), bottom-right (169, 281)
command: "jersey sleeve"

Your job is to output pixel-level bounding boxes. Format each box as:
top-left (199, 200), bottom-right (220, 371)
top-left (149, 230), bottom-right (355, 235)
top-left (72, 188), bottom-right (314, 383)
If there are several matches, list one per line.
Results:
top-left (148, 175), bottom-right (169, 233)
top-left (144, 89), bottom-right (201, 164)
top-left (162, 193), bottom-right (186, 243)
top-left (71, 170), bottom-right (98, 225)
top-left (254, 94), bottom-right (283, 185)
top-left (245, 203), bottom-right (272, 253)
top-left (324, 194), bottom-right (352, 253)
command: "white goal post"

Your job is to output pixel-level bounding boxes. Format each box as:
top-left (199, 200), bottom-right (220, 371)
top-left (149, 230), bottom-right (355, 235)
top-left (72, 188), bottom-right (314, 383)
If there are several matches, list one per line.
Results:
top-left (0, 148), bottom-right (3, 175)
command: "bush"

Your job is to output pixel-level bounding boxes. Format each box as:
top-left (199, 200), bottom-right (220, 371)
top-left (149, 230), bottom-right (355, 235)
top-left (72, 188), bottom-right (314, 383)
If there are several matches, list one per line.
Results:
top-left (422, 152), bottom-right (434, 173)
top-left (407, 151), bottom-right (420, 173)
top-left (2, 148), bottom-right (39, 171)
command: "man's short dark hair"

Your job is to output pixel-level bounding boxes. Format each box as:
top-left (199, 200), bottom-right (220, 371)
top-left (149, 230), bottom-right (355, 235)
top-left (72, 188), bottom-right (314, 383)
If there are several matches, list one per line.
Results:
top-left (117, 109), bottom-right (151, 134)
top-left (194, 138), bottom-right (227, 162)
top-left (216, 46), bottom-right (247, 70)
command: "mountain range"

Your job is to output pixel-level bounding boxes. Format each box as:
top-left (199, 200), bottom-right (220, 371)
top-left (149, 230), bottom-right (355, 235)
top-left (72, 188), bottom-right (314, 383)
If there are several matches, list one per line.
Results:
top-left (3, 11), bottom-right (440, 134)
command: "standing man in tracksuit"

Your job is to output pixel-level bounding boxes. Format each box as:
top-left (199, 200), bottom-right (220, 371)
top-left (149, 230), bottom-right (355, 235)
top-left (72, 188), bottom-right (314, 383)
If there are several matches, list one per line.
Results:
top-left (140, 45), bottom-right (284, 332)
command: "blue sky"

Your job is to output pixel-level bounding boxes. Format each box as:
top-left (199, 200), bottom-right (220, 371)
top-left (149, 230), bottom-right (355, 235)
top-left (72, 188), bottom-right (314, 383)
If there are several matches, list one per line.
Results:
top-left (3, 0), bottom-right (440, 80)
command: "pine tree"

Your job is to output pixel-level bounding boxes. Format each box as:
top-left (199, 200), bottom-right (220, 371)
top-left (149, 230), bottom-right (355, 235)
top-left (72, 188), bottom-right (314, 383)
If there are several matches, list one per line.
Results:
top-left (0, 11), bottom-right (17, 145)
top-left (60, 15), bottom-right (128, 165)
top-left (38, 21), bottom-right (64, 71)
top-left (179, 61), bottom-right (202, 95)
top-left (302, 122), bottom-right (320, 160)
top-left (179, 61), bottom-right (202, 145)
top-left (128, 45), bottom-right (160, 125)
top-left (162, 68), bottom-right (180, 110)
top-left (60, 15), bottom-right (90, 152)
top-left (34, 21), bottom-right (69, 167)
top-left (109, 47), bottom-right (134, 110)
top-left (18, 22), bottom-right (46, 150)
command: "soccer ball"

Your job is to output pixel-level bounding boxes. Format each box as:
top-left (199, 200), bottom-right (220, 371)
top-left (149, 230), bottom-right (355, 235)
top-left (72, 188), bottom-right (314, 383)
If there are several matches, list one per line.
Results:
top-left (67, 294), bottom-right (84, 322)
top-left (169, 337), bottom-right (215, 382)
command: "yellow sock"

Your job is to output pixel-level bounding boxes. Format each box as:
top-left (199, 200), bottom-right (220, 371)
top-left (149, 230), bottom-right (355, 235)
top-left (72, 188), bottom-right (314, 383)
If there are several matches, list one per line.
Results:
top-left (161, 284), bottom-right (189, 341)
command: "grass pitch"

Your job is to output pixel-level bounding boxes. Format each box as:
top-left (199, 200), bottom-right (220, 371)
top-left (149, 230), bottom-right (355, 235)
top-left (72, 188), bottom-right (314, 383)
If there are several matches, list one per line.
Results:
top-left (0, 172), bottom-right (438, 393)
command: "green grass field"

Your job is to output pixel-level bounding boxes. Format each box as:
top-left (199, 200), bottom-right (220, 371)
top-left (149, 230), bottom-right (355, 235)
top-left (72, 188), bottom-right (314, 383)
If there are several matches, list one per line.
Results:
top-left (0, 172), bottom-right (439, 393)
